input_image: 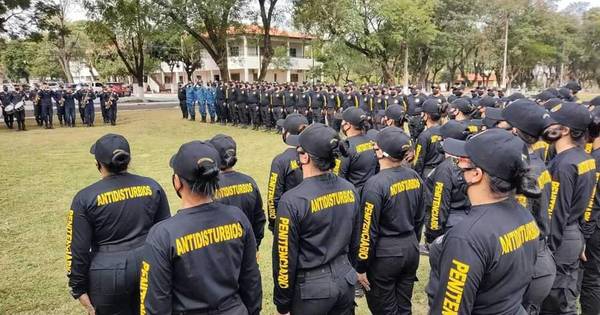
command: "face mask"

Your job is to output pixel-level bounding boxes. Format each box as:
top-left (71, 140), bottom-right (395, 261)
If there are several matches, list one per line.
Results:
top-left (456, 167), bottom-right (472, 196)
top-left (454, 91), bottom-right (463, 96)
top-left (542, 127), bottom-right (562, 143)
top-left (172, 174), bottom-right (183, 199)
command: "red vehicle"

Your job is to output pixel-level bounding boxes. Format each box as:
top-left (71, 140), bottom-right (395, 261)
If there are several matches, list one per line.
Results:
top-left (106, 82), bottom-right (131, 97)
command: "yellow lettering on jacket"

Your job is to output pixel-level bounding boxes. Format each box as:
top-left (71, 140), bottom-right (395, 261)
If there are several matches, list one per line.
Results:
top-left (65, 210), bottom-right (74, 273)
top-left (277, 217), bottom-right (290, 288)
top-left (267, 172), bottom-right (278, 219)
top-left (96, 185), bottom-right (153, 206)
top-left (390, 178), bottom-right (420, 196)
top-left (310, 190), bottom-right (355, 213)
top-left (430, 182), bottom-right (444, 230)
top-left (175, 222), bottom-right (243, 256)
top-left (498, 221), bottom-right (540, 255)
top-left (442, 259), bottom-right (470, 314)
top-left (140, 261), bottom-right (150, 315)
top-left (215, 183), bottom-right (254, 199)
top-left (358, 202), bottom-right (374, 260)
top-left (355, 142), bottom-right (374, 154)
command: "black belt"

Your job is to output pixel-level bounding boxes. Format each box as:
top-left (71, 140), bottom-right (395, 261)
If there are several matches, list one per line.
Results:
top-left (93, 235), bottom-right (146, 253)
top-left (173, 295), bottom-right (241, 315)
top-left (297, 255), bottom-right (350, 281)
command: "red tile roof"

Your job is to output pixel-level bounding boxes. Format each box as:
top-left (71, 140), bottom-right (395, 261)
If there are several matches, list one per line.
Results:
top-left (228, 25), bottom-right (316, 40)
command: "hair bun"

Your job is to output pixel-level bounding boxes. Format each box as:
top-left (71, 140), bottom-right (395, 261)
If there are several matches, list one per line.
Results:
top-left (111, 150), bottom-right (131, 166)
top-left (515, 167), bottom-right (541, 198)
top-left (196, 159), bottom-right (220, 179)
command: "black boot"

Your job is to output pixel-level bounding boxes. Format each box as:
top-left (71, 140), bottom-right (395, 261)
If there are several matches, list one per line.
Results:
top-left (201, 116), bottom-right (207, 123)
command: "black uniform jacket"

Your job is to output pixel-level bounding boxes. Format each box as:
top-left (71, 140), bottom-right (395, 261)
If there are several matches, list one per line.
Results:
top-left (339, 134), bottom-right (379, 189)
top-left (266, 147), bottom-right (303, 231)
top-left (66, 173), bottom-right (171, 298)
top-left (141, 202), bottom-right (261, 315)
top-left (356, 166), bottom-right (426, 273)
top-left (272, 173), bottom-right (361, 314)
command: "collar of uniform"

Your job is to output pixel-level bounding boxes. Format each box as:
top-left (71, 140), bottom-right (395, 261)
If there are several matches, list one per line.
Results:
top-left (177, 202), bottom-right (218, 215)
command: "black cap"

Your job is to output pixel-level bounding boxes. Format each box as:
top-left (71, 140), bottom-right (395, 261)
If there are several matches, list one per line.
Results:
top-left (443, 129), bottom-right (528, 181)
top-left (169, 141), bottom-right (221, 182)
top-left (341, 107), bottom-right (367, 126)
top-left (478, 96), bottom-right (497, 108)
top-left (507, 92), bottom-right (525, 102)
top-left (502, 99), bottom-right (557, 137)
top-left (384, 104), bottom-right (405, 121)
top-left (482, 107), bottom-right (505, 128)
top-left (565, 80), bottom-right (582, 92)
top-left (451, 98), bottom-right (473, 113)
top-left (90, 133), bottom-right (131, 164)
top-left (558, 88), bottom-right (573, 100)
top-left (535, 90), bottom-right (556, 102)
top-left (549, 101), bottom-right (591, 131)
top-left (374, 126), bottom-right (411, 159)
top-left (543, 98), bottom-right (562, 110)
top-left (209, 134), bottom-right (236, 167)
top-left (287, 123), bottom-right (340, 159)
top-left (419, 99), bottom-right (441, 114)
top-left (276, 113), bottom-right (308, 135)
top-left (434, 120), bottom-right (470, 140)
top-left (589, 96), bottom-right (600, 106)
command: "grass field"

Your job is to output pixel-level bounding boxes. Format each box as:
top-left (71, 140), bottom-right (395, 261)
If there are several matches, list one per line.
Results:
top-left (0, 108), bottom-right (431, 315)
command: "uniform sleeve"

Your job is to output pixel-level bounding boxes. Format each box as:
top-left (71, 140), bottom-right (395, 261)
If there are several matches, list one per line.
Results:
top-left (413, 133), bottom-right (427, 175)
top-left (153, 184), bottom-right (171, 223)
top-left (238, 218), bottom-right (262, 315)
top-left (414, 178), bottom-right (428, 242)
top-left (140, 229), bottom-right (172, 315)
top-left (356, 185), bottom-right (383, 273)
top-left (267, 157), bottom-right (285, 232)
top-left (548, 165), bottom-right (576, 251)
top-left (430, 236), bottom-right (485, 315)
top-left (66, 195), bottom-right (93, 299)
top-left (425, 167), bottom-right (453, 244)
top-left (338, 154), bottom-right (351, 180)
top-left (252, 182), bottom-right (266, 249)
top-left (272, 198), bottom-right (300, 314)
top-left (581, 171), bottom-right (599, 239)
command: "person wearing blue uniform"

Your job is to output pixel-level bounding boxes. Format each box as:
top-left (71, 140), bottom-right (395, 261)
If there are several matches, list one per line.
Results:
top-left (185, 82), bottom-right (196, 121)
top-left (194, 81), bottom-right (206, 122)
top-left (205, 82), bottom-right (217, 123)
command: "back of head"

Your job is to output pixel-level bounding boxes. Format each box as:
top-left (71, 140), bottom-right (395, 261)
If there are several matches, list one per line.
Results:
top-left (170, 141), bottom-right (222, 197)
top-left (90, 133), bottom-right (132, 174)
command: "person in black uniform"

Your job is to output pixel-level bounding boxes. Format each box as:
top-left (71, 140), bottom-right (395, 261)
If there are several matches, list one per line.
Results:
top-left (62, 87), bottom-right (77, 127)
top-left (237, 83), bottom-right (250, 128)
top-left (30, 86), bottom-right (43, 126)
top-left (75, 87), bottom-right (86, 124)
top-left (81, 87), bottom-right (96, 127)
top-left (272, 86), bottom-right (285, 132)
top-left (141, 141), bottom-right (262, 315)
top-left (54, 86), bottom-right (66, 126)
top-left (106, 87), bottom-right (119, 126)
top-left (227, 82), bottom-right (239, 126)
top-left (381, 104), bottom-right (406, 128)
top-left (356, 126), bottom-right (426, 314)
top-left (267, 114), bottom-right (308, 231)
top-left (99, 87), bottom-right (110, 124)
top-left (405, 87), bottom-right (426, 140)
top-left (296, 86), bottom-right (311, 124)
top-left (284, 85), bottom-right (297, 117)
top-left (423, 120), bottom-right (471, 247)
top-left (429, 84), bottom-right (446, 104)
top-left (209, 134), bottom-right (266, 248)
top-left (338, 107), bottom-right (379, 189)
top-left (502, 100), bottom-right (557, 314)
top-left (66, 134), bottom-right (171, 315)
top-left (540, 101), bottom-right (597, 314)
top-left (11, 85), bottom-right (27, 131)
top-left (273, 123), bottom-right (360, 315)
top-left (39, 83), bottom-right (55, 129)
top-left (581, 106), bottom-right (600, 315)
top-left (428, 129), bottom-right (541, 314)
top-left (0, 85), bottom-right (14, 129)
top-left (413, 99), bottom-right (444, 178)
top-left (259, 85), bottom-right (272, 131)
top-left (481, 107), bottom-right (511, 130)
top-left (177, 83), bottom-right (188, 119)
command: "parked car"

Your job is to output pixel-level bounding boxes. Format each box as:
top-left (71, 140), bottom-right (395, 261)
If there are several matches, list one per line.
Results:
top-left (91, 82), bottom-right (104, 93)
top-left (106, 82), bottom-right (130, 97)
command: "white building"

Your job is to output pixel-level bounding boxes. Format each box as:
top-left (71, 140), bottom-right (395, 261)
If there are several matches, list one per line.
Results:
top-left (149, 26), bottom-right (320, 93)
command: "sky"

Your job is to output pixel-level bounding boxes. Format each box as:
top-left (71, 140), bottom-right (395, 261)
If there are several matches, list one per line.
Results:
top-left (66, 0), bottom-right (600, 22)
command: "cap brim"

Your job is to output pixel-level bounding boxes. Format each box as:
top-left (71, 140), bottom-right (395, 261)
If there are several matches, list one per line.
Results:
top-left (285, 134), bottom-right (300, 146)
top-left (276, 119), bottom-right (285, 128)
top-left (169, 154), bottom-right (176, 168)
top-left (89, 143), bottom-right (96, 155)
top-left (442, 138), bottom-right (469, 157)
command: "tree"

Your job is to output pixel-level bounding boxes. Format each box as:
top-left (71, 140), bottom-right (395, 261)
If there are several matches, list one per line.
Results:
top-left (35, 0), bottom-right (80, 82)
top-left (0, 0), bottom-right (33, 35)
top-left (84, 0), bottom-right (157, 98)
top-left (1, 40), bottom-right (31, 81)
top-left (152, 0), bottom-right (247, 82)
top-left (257, 0), bottom-right (279, 81)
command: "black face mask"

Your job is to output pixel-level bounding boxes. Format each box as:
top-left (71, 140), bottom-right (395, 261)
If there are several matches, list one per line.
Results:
top-left (454, 91), bottom-right (463, 96)
top-left (172, 174), bottom-right (183, 199)
top-left (542, 127), bottom-right (562, 143)
top-left (455, 166), bottom-right (472, 196)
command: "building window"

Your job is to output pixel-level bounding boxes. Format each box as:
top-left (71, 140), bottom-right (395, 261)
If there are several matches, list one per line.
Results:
top-left (291, 73), bottom-right (299, 82)
top-left (230, 46), bottom-right (240, 57)
top-left (231, 73), bottom-right (240, 81)
top-left (248, 46), bottom-right (258, 56)
top-left (214, 75), bottom-right (220, 82)
top-left (253, 72), bottom-right (259, 81)
top-left (165, 76), bottom-right (172, 84)
top-left (289, 47), bottom-right (297, 58)
top-left (179, 76), bottom-right (184, 82)
top-left (274, 73), bottom-right (278, 82)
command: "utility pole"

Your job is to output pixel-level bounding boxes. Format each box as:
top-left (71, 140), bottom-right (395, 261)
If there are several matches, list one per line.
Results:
top-left (501, 13), bottom-right (509, 90)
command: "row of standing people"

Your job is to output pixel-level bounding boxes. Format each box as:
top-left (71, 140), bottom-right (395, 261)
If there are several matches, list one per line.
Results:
top-left (0, 83), bottom-right (120, 131)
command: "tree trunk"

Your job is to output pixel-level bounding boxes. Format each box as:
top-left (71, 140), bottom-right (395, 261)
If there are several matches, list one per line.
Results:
top-left (382, 63), bottom-right (395, 86)
top-left (218, 58), bottom-right (230, 82)
top-left (403, 43), bottom-right (409, 93)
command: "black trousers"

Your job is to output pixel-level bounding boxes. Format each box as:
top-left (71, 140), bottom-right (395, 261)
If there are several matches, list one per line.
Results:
top-left (217, 100), bottom-right (228, 123)
top-left (325, 108), bottom-right (335, 127)
top-left (309, 108), bottom-right (324, 124)
top-left (228, 102), bottom-right (239, 125)
top-left (581, 228), bottom-right (600, 315)
top-left (523, 242), bottom-right (556, 315)
top-left (89, 247), bottom-right (144, 315)
top-left (541, 225), bottom-right (584, 315)
top-left (179, 100), bottom-right (188, 118)
top-left (272, 107), bottom-right (284, 130)
top-left (65, 105), bottom-right (76, 127)
top-left (259, 107), bottom-right (271, 128)
top-left (15, 109), bottom-right (25, 130)
top-left (365, 238), bottom-right (419, 315)
top-left (239, 103), bottom-right (251, 125)
top-left (108, 105), bottom-right (117, 125)
top-left (250, 105), bottom-right (261, 127)
top-left (34, 104), bottom-right (42, 125)
top-left (2, 108), bottom-right (13, 128)
top-left (79, 105), bottom-right (86, 124)
top-left (57, 105), bottom-right (65, 124)
top-left (85, 103), bottom-right (95, 126)
top-left (41, 103), bottom-right (53, 126)
top-left (291, 256), bottom-right (356, 315)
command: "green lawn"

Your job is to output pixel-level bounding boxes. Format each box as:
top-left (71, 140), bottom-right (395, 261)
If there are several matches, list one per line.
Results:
top-left (0, 108), bottom-right (430, 315)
